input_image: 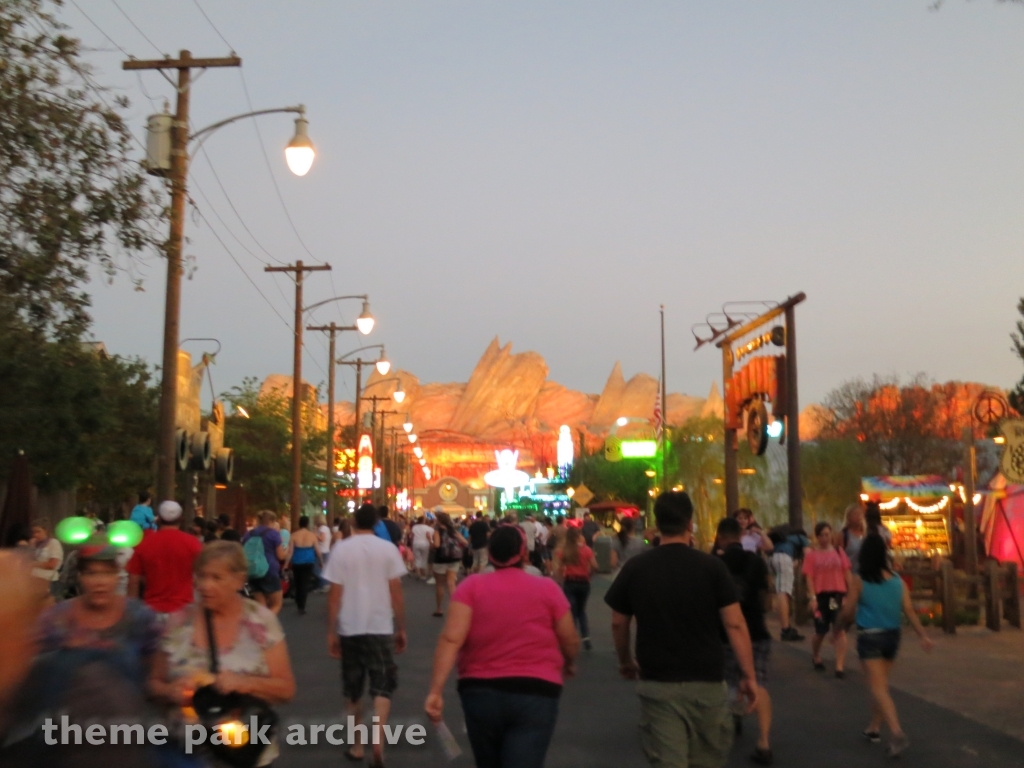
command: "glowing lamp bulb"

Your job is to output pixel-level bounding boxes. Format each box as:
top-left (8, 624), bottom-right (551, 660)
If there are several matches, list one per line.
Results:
top-left (392, 387), bottom-right (406, 404)
top-left (375, 354), bottom-right (391, 376)
top-left (403, 421), bottom-right (413, 433)
top-left (616, 417), bottom-right (629, 427)
top-left (356, 300), bottom-right (375, 335)
top-left (285, 113), bottom-right (315, 176)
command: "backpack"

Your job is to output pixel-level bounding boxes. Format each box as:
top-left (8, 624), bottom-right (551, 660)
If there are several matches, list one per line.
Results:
top-left (244, 531), bottom-right (269, 578)
top-left (437, 529), bottom-right (462, 562)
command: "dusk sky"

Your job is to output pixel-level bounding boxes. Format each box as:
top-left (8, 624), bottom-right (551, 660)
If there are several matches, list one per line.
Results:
top-left (69, 1), bottom-right (1024, 407)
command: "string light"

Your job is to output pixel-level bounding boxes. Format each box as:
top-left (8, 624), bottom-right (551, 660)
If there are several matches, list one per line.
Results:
top-left (879, 497), bottom-right (901, 511)
top-left (904, 496), bottom-right (949, 514)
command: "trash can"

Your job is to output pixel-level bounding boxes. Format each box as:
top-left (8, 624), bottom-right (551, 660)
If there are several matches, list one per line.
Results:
top-left (594, 535), bottom-right (613, 574)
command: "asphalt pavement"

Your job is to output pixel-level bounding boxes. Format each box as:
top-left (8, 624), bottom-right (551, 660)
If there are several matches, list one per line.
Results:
top-left (274, 574), bottom-right (1024, 768)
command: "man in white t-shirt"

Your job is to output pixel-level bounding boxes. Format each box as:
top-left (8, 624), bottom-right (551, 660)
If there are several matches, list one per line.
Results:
top-left (325, 503), bottom-right (407, 765)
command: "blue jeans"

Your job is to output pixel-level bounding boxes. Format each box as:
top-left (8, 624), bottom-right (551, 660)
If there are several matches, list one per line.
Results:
top-left (563, 579), bottom-right (591, 639)
top-left (459, 688), bottom-right (559, 768)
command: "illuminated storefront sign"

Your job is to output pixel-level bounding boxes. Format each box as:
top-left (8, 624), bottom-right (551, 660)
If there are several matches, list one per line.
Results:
top-left (620, 440), bottom-right (657, 458)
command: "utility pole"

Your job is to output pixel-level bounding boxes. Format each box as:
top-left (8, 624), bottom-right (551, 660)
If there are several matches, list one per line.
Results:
top-left (308, 323), bottom-right (360, 520)
top-left (124, 51), bottom-right (241, 506)
top-left (660, 305), bottom-right (668, 491)
top-left (338, 358), bottom-right (375, 448)
top-left (266, 260), bottom-right (331, 528)
top-left (361, 396), bottom-right (393, 505)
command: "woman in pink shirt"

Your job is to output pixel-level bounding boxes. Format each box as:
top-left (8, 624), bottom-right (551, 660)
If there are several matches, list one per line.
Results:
top-left (425, 526), bottom-right (580, 768)
top-left (802, 521), bottom-right (852, 677)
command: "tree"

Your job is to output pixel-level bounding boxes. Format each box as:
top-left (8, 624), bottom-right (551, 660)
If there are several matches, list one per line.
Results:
top-left (801, 438), bottom-right (880, 529)
top-left (1, 0), bottom-right (161, 340)
top-left (1010, 297), bottom-right (1024, 415)
top-left (673, 417), bottom-right (726, 547)
top-left (821, 375), bottom-right (963, 476)
top-left (222, 378), bottom-right (327, 513)
top-left (0, 311), bottom-right (158, 508)
top-left (568, 452), bottom-right (649, 510)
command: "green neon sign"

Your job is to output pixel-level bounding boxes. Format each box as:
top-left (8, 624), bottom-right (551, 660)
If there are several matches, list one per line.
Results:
top-left (620, 440), bottom-right (657, 458)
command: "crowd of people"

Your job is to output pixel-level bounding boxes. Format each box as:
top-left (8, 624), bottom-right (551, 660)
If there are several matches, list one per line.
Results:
top-left (0, 491), bottom-right (934, 768)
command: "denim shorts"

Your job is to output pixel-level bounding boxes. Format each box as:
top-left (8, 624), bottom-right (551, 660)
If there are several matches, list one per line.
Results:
top-left (857, 628), bottom-right (901, 661)
top-left (248, 571), bottom-right (282, 595)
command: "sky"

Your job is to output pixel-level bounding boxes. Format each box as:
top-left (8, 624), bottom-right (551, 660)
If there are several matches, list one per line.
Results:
top-left (67, 1), bottom-right (1024, 408)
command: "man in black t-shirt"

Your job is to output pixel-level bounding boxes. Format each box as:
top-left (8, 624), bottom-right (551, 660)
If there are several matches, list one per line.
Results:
top-left (716, 516), bottom-right (773, 766)
top-left (467, 514), bottom-right (491, 573)
top-left (605, 492), bottom-right (758, 768)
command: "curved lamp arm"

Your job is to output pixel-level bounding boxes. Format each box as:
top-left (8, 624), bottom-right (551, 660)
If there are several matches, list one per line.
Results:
top-left (338, 343), bottom-right (385, 363)
top-left (303, 294), bottom-right (368, 315)
top-left (189, 105), bottom-right (305, 153)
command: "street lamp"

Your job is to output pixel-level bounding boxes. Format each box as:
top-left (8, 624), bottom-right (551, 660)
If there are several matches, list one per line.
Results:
top-left (356, 300), bottom-right (375, 335)
top-left (408, 433), bottom-right (417, 444)
top-left (132, 63), bottom-right (317, 507)
top-left (375, 348), bottom-right (391, 376)
top-left (285, 110), bottom-right (315, 176)
top-left (403, 420), bottom-right (413, 433)
top-left (393, 384), bottom-right (406, 404)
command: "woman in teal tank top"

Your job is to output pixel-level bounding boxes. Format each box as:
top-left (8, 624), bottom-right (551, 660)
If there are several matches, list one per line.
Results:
top-left (839, 534), bottom-right (933, 758)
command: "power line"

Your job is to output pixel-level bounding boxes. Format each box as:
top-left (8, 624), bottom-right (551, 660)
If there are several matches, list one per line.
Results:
top-left (68, 0), bottom-right (129, 56)
top-left (108, 0), bottom-right (163, 56)
top-left (238, 70), bottom-right (321, 265)
top-left (191, 0), bottom-right (234, 52)
top-left (190, 203), bottom-right (330, 380)
top-left (195, 146), bottom-right (285, 265)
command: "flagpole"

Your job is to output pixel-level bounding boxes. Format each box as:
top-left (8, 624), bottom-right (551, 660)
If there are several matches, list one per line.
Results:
top-left (660, 305), bottom-right (667, 491)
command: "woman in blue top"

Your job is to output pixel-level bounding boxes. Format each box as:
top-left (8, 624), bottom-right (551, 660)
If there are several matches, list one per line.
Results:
top-left (839, 534), bottom-right (932, 758)
top-left (289, 515), bottom-right (323, 615)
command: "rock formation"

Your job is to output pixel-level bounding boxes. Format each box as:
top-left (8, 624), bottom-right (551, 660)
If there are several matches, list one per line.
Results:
top-left (448, 338), bottom-right (549, 438)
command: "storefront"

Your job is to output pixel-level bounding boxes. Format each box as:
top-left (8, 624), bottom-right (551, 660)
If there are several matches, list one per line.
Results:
top-left (861, 475), bottom-right (952, 560)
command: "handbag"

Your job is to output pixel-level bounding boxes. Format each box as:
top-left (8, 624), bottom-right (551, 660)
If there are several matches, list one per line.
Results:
top-left (191, 608), bottom-right (279, 768)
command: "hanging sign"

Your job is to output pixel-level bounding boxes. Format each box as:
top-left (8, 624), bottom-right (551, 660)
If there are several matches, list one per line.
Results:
top-left (998, 418), bottom-right (1024, 484)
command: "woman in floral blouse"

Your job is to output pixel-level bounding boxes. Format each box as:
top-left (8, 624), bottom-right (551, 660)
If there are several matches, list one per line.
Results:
top-left (150, 541), bottom-right (296, 766)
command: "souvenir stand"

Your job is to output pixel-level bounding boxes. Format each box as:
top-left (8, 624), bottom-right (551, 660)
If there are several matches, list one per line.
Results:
top-left (861, 475), bottom-right (953, 561)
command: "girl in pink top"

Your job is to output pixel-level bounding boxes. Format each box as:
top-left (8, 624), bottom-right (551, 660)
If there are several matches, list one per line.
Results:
top-left (425, 526), bottom-right (580, 768)
top-left (802, 521), bottom-right (852, 677)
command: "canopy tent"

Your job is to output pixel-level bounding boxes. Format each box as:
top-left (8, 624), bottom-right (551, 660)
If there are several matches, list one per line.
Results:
top-left (861, 475), bottom-right (952, 501)
top-left (979, 477), bottom-right (1024, 569)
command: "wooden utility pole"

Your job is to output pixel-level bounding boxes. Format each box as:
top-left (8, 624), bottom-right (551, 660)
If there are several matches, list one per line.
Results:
top-left (124, 51), bottom-right (241, 507)
top-left (266, 261), bottom-right (331, 528)
top-left (660, 305), bottom-right (668, 491)
top-left (338, 358), bottom-right (374, 447)
top-left (963, 426), bottom-right (978, 576)
top-left (308, 323), bottom-right (360, 520)
top-left (784, 301), bottom-right (803, 531)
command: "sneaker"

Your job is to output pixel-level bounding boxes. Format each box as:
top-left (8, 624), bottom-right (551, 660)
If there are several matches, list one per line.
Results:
top-left (863, 730), bottom-right (881, 744)
top-left (888, 733), bottom-right (909, 758)
top-left (781, 627), bottom-right (804, 641)
top-left (750, 747), bottom-right (773, 766)
top-left (835, 670), bottom-right (846, 680)
top-left (813, 660), bottom-right (826, 672)
top-left (426, 577), bottom-right (436, 585)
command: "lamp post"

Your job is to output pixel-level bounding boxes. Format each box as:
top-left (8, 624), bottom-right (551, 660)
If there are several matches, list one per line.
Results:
top-left (306, 298), bottom-right (375, 520)
top-left (337, 344), bottom-right (390, 450)
top-left (125, 51), bottom-right (317, 507)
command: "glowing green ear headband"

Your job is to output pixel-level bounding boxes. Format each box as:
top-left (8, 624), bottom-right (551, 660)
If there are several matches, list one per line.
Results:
top-left (56, 517), bottom-right (144, 548)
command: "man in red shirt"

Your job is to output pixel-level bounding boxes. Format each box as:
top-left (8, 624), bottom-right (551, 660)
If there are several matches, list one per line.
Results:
top-left (127, 500), bottom-right (202, 616)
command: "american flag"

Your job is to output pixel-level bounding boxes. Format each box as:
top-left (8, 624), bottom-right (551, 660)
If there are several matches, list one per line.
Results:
top-left (653, 380), bottom-right (663, 442)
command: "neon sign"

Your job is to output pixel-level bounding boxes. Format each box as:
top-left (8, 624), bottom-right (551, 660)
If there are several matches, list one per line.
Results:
top-left (357, 433), bottom-right (374, 489)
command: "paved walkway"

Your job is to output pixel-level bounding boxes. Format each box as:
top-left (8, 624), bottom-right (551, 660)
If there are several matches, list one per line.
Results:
top-left (275, 575), bottom-right (1024, 767)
